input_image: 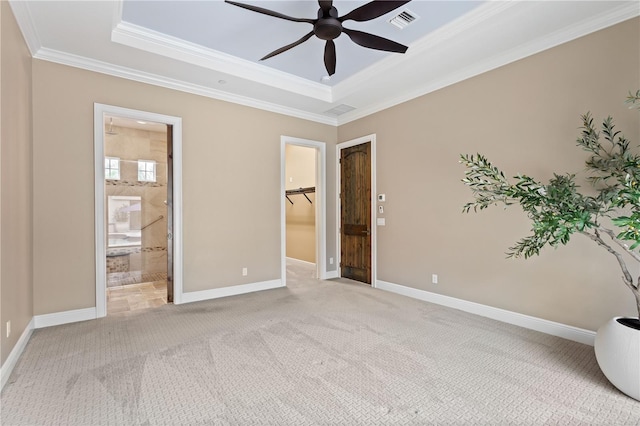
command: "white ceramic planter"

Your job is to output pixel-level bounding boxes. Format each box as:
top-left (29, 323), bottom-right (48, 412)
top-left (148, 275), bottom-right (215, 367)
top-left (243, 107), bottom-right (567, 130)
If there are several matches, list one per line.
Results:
top-left (594, 316), bottom-right (640, 401)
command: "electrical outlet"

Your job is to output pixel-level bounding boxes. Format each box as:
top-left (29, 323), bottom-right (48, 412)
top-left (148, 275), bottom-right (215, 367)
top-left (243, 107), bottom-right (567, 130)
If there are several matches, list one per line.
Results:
top-left (432, 274), bottom-right (438, 284)
top-left (6, 321), bottom-right (10, 338)
top-left (242, 267), bottom-right (248, 276)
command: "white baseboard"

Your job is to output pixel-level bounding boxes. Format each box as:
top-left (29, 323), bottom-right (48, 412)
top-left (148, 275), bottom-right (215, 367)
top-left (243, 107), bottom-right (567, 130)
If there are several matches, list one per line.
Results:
top-left (376, 280), bottom-right (596, 346)
top-left (1, 317), bottom-right (34, 391)
top-left (325, 270), bottom-right (339, 279)
top-left (180, 279), bottom-right (284, 304)
top-left (286, 257), bottom-right (316, 267)
top-left (34, 307), bottom-right (96, 329)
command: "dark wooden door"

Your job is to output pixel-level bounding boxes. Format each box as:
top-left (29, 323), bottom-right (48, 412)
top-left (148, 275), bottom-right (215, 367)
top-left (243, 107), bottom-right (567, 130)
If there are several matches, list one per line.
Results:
top-left (166, 125), bottom-right (174, 303)
top-left (340, 142), bottom-right (372, 284)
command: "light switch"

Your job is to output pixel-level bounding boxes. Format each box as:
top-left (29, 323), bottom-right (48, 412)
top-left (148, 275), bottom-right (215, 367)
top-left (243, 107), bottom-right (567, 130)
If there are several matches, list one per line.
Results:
top-left (377, 218), bottom-right (386, 226)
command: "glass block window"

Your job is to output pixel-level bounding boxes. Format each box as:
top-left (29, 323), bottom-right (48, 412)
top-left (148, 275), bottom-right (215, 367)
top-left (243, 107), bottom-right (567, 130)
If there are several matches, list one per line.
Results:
top-left (105, 157), bottom-right (120, 180)
top-left (138, 160), bottom-right (156, 182)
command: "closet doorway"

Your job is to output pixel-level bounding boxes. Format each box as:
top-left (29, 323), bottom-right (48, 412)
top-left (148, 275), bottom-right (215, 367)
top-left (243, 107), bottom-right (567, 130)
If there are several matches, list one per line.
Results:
top-left (94, 104), bottom-right (183, 318)
top-left (281, 137), bottom-right (327, 286)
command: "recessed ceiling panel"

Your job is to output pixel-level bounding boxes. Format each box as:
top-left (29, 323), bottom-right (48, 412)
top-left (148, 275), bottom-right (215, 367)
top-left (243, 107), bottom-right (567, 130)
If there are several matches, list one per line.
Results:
top-left (121, 0), bottom-right (483, 84)
top-left (13, 0), bottom-right (638, 125)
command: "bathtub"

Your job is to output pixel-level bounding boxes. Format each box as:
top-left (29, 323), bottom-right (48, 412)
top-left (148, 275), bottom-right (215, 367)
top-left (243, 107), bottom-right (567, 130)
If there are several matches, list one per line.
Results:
top-left (108, 232), bottom-right (141, 248)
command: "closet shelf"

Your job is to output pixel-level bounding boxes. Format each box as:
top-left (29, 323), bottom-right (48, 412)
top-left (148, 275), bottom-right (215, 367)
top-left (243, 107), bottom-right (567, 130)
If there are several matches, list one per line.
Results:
top-left (286, 186), bottom-right (315, 204)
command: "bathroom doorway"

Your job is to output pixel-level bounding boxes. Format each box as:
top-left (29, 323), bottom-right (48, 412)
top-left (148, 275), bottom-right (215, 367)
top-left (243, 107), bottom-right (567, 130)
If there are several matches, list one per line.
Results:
top-left (103, 116), bottom-right (170, 314)
top-left (94, 104), bottom-right (183, 318)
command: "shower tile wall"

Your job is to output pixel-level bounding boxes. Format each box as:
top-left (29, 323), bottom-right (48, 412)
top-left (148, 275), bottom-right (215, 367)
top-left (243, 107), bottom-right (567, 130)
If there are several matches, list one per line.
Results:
top-left (105, 125), bottom-right (167, 282)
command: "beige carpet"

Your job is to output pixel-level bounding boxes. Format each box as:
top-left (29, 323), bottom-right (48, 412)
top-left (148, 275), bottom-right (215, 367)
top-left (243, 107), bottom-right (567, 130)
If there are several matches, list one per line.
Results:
top-left (1, 261), bottom-right (639, 425)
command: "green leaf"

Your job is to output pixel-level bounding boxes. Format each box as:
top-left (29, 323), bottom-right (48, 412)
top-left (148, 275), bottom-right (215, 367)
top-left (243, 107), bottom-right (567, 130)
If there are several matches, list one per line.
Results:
top-left (460, 92), bottom-right (640, 265)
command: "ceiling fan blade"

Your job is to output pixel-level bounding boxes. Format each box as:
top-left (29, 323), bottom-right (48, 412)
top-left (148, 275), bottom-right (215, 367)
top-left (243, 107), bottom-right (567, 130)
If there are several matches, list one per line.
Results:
top-left (340, 0), bottom-right (411, 22)
top-left (318, 1), bottom-right (333, 16)
top-left (343, 28), bottom-right (408, 53)
top-left (324, 40), bottom-right (336, 76)
top-left (260, 31), bottom-right (315, 61)
top-left (225, 1), bottom-right (315, 24)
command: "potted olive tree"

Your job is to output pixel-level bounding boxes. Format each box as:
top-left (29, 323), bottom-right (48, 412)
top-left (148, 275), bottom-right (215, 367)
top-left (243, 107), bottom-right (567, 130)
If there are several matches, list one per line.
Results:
top-left (460, 91), bottom-right (640, 401)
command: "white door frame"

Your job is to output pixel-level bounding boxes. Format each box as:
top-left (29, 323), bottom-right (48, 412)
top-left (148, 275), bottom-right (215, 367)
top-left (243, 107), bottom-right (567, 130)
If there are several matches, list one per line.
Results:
top-left (336, 134), bottom-right (377, 287)
top-left (94, 103), bottom-right (184, 318)
top-left (281, 136), bottom-right (327, 285)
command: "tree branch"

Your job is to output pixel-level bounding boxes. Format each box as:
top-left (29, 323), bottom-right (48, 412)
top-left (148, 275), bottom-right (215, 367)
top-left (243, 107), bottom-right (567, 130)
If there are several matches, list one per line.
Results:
top-left (597, 226), bottom-right (640, 263)
top-left (580, 229), bottom-right (636, 291)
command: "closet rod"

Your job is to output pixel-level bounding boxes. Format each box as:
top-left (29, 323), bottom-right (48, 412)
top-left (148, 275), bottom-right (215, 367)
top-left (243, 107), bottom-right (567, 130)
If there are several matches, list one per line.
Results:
top-left (285, 186), bottom-right (315, 204)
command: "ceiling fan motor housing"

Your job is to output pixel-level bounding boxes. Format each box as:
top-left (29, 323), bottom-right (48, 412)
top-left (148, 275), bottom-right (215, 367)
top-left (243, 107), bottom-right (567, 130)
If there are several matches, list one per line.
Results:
top-left (314, 17), bottom-right (343, 40)
top-left (315, 7), bottom-right (342, 40)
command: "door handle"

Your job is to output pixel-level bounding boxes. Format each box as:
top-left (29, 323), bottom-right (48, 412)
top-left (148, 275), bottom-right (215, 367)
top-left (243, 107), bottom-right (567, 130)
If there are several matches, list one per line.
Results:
top-left (362, 229), bottom-right (370, 235)
top-left (167, 233), bottom-right (173, 240)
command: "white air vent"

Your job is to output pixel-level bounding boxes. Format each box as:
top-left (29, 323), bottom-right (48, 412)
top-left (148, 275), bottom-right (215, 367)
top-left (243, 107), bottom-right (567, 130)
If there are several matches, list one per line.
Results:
top-left (325, 104), bottom-right (356, 116)
top-left (389, 9), bottom-right (419, 29)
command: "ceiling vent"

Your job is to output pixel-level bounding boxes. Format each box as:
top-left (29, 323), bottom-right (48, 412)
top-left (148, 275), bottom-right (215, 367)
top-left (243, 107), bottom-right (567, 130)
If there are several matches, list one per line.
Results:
top-left (325, 104), bottom-right (356, 116)
top-left (389, 9), bottom-right (419, 29)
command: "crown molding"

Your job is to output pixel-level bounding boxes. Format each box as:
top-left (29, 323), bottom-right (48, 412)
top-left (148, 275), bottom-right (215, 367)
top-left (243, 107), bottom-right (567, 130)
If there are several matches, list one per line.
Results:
top-left (112, 0), bottom-right (124, 32)
top-left (333, 1), bottom-right (516, 101)
top-left (33, 48), bottom-right (337, 126)
top-left (336, 2), bottom-right (640, 126)
top-left (111, 21), bottom-right (333, 103)
top-left (8, 0), bottom-right (41, 55)
top-left (11, 0), bottom-right (638, 129)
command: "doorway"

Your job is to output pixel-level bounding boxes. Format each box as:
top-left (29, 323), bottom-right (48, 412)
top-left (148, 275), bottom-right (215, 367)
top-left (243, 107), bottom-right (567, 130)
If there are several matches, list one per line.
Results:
top-left (103, 116), bottom-right (170, 314)
top-left (94, 104), bottom-right (183, 318)
top-left (281, 137), bottom-right (327, 286)
top-left (337, 135), bottom-right (376, 286)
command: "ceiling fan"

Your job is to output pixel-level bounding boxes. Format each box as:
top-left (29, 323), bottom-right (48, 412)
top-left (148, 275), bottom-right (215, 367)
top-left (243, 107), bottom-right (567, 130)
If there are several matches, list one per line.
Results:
top-left (225, 0), bottom-right (411, 76)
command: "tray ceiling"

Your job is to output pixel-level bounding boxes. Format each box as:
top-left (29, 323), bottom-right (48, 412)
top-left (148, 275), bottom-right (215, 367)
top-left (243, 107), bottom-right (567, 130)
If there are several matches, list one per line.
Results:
top-left (9, 1), bottom-right (640, 125)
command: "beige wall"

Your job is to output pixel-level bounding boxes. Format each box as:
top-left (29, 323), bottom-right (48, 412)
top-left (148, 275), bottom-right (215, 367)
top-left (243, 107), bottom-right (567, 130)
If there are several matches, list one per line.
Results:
top-left (285, 144), bottom-right (316, 263)
top-left (9, 10), bottom-right (639, 343)
top-left (339, 18), bottom-right (640, 331)
top-left (31, 60), bottom-right (337, 315)
top-left (1, 2), bottom-right (34, 365)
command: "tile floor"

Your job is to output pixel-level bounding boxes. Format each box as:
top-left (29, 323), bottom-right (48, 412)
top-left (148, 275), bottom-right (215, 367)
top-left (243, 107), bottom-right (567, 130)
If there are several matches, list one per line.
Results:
top-left (107, 280), bottom-right (167, 315)
top-left (107, 271), bottom-right (167, 287)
